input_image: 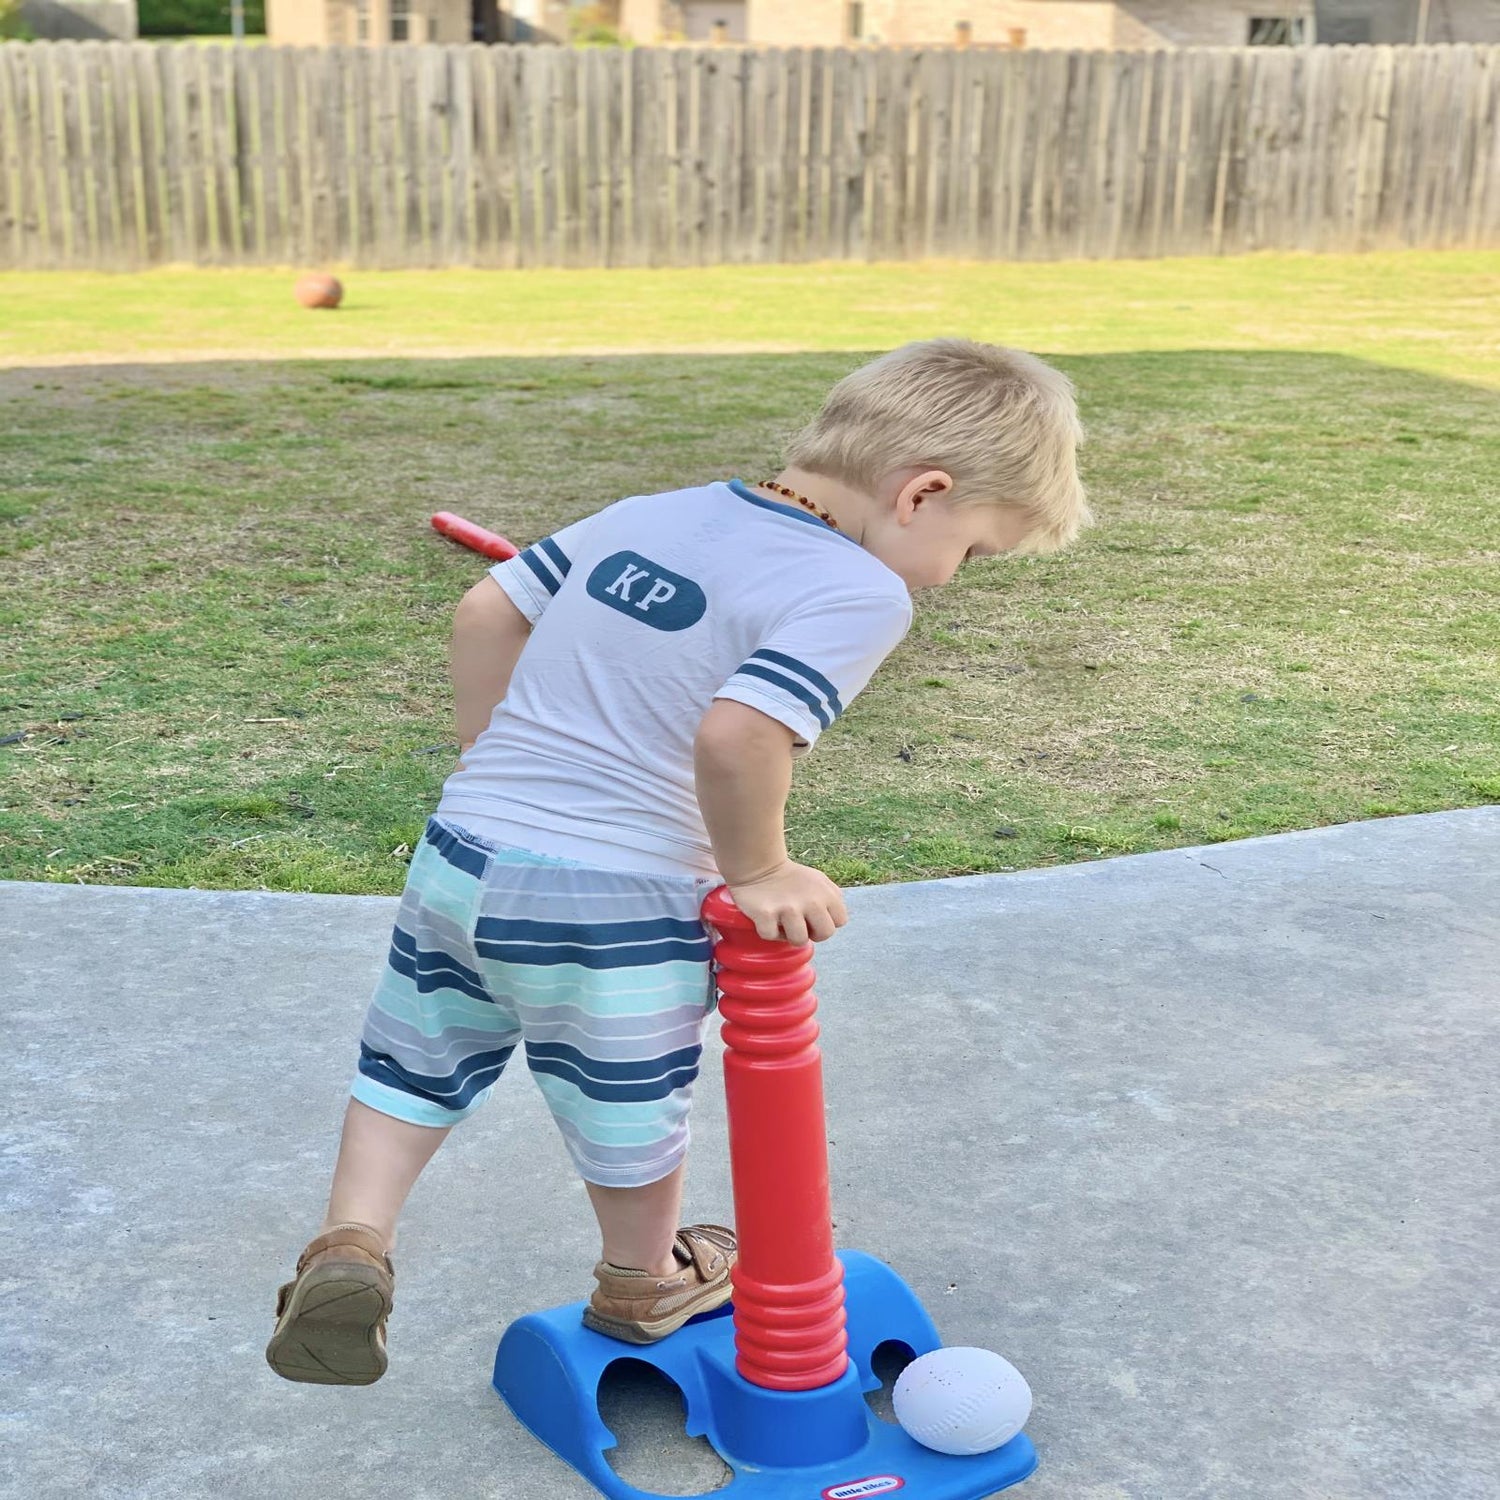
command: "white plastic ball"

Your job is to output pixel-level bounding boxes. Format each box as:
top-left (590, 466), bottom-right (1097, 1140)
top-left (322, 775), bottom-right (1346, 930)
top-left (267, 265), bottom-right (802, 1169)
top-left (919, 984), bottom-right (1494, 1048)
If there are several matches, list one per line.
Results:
top-left (892, 1346), bottom-right (1032, 1456)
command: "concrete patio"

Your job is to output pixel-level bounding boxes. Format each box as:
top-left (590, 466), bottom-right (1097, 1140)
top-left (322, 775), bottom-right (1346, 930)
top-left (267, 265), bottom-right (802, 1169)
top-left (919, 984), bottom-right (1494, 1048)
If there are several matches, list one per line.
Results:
top-left (3, 807), bottom-right (1497, 1499)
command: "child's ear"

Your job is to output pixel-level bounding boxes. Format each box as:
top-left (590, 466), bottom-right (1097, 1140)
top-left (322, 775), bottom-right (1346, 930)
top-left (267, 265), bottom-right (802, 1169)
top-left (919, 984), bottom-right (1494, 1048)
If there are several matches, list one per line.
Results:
top-left (890, 467), bottom-right (954, 524)
top-left (904, 469), bottom-right (955, 513)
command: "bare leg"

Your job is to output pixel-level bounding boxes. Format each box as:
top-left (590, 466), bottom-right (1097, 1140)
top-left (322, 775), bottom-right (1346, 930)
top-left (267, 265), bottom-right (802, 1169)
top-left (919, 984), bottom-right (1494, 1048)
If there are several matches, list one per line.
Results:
top-left (318, 1097), bottom-right (452, 1252)
top-left (584, 1161), bottom-right (686, 1277)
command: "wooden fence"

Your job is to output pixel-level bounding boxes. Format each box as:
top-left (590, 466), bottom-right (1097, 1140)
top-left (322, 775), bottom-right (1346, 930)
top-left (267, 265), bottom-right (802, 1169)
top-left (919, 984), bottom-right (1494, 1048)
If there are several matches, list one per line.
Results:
top-left (1, 41), bottom-right (1497, 269)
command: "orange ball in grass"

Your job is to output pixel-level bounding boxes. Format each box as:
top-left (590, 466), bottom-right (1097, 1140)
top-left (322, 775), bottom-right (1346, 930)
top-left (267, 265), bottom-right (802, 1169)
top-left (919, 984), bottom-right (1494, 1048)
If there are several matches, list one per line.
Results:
top-left (295, 273), bottom-right (343, 309)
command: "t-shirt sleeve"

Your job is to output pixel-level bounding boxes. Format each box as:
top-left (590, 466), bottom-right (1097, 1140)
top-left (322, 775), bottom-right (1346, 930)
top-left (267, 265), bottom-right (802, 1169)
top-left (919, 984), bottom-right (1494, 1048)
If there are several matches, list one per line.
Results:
top-left (713, 588), bottom-right (914, 754)
top-left (487, 513), bottom-right (598, 624)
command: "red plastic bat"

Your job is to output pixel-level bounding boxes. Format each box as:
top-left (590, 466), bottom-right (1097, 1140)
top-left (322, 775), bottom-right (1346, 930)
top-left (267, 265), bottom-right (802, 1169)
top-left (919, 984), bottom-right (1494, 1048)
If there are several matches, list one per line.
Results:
top-left (431, 512), bottom-right (520, 562)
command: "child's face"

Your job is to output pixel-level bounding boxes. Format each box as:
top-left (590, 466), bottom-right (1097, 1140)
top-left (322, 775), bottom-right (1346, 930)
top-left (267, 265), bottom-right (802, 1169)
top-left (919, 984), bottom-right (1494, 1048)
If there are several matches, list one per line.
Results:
top-left (864, 472), bottom-right (1032, 591)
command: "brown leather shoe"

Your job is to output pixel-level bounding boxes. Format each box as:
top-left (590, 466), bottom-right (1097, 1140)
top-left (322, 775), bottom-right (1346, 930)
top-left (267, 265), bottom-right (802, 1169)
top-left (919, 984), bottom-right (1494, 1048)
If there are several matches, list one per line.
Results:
top-left (582, 1224), bottom-right (737, 1344)
top-left (265, 1223), bottom-right (395, 1385)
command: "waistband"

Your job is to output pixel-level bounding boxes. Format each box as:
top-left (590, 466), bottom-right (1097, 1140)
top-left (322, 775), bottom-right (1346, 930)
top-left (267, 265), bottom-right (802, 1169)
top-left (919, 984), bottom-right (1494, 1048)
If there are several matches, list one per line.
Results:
top-left (427, 815), bottom-right (719, 891)
top-left (430, 802), bottom-right (719, 880)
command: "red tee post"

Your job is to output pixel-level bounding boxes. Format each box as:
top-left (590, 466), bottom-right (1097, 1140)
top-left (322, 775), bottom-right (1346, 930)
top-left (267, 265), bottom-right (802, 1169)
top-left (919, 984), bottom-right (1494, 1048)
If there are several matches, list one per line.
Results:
top-left (702, 887), bottom-right (849, 1391)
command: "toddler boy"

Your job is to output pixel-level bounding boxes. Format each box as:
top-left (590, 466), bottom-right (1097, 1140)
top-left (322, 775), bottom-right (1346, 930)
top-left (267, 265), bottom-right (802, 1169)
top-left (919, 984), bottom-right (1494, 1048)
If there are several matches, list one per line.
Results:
top-left (266, 338), bottom-right (1091, 1384)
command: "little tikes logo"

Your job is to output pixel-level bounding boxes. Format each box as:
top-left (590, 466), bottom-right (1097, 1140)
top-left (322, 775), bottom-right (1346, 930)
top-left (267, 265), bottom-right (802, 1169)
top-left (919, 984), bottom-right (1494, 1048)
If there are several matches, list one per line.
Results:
top-left (821, 1478), bottom-right (906, 1499)
top-left (587, 551), bottom-right (707, 632)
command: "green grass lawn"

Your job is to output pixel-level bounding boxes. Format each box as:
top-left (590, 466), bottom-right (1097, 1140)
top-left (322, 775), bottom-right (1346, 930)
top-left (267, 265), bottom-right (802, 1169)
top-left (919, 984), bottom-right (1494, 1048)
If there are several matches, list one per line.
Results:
top-left (2, 252), bottom-right (1498, 893)
top-left (4, 252), bottom-right (1499, 384)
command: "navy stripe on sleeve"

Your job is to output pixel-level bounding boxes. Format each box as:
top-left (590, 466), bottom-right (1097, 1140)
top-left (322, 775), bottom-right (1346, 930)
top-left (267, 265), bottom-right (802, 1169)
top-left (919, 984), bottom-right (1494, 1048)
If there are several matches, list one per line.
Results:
top-left (519, 545), bottom-right (565, 596)
top-left (747, 648), bottom-right (845, 718)
top-left (732, 662), bottom-right (835, 730)
top-left (537, 535), bottom-right (572, 578)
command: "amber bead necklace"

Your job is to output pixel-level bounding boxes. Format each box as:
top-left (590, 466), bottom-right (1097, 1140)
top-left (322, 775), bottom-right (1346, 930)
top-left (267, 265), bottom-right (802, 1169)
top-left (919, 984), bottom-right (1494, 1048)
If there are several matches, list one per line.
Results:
top-left (758, 479), bottom-right (841, 533)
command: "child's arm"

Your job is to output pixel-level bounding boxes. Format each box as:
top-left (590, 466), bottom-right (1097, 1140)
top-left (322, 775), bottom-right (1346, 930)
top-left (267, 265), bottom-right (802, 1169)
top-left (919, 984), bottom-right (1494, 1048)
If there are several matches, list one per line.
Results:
top-left (694, 700), bottom-right (849, 946)
top-left (451, 577), bottom-right (533, 757)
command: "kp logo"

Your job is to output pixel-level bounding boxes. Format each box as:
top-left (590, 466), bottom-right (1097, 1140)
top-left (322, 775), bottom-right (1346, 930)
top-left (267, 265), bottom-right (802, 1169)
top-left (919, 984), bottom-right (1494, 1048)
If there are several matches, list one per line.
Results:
top-left (586, 551), bottom-right (707, 632)
top-left (821, 1478), bottom-right (906, 1499)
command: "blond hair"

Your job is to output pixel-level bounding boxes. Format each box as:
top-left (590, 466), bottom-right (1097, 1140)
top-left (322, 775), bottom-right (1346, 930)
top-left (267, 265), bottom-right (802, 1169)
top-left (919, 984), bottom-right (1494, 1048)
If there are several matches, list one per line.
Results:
top-left (784, 339), bottom-right (1093, 557)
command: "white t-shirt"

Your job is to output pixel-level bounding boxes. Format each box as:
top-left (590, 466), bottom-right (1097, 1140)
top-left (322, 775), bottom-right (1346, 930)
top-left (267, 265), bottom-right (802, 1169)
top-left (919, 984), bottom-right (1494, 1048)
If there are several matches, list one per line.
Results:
top-left (435, 478), bottom-right (913, 876)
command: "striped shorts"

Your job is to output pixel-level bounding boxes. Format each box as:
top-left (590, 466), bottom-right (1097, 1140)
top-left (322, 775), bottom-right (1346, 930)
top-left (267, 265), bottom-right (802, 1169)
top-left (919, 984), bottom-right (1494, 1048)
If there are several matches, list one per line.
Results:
top-left (351, 817), bottom-right (723, 1189)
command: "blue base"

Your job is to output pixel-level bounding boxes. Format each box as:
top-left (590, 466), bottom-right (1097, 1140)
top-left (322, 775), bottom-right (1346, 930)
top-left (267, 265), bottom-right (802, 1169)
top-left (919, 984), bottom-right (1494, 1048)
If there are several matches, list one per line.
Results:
top-left (492, 1250), bottom-right (1038, 1499)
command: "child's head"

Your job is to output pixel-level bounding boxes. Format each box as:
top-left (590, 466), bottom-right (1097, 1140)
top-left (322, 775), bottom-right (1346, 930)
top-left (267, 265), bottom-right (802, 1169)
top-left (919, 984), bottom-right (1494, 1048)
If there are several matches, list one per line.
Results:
top-left (784, 339), bottom-right (1093, 588)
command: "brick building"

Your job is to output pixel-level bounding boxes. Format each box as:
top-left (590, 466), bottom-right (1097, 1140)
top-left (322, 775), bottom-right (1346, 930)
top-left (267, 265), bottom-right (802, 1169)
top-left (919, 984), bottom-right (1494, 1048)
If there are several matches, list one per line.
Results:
top-left (264, 0), bottom-right (582, 43)
top-left (618, 0), bottom-right (1500, 46)
top-left (265, 0), bottom-right (472, 43)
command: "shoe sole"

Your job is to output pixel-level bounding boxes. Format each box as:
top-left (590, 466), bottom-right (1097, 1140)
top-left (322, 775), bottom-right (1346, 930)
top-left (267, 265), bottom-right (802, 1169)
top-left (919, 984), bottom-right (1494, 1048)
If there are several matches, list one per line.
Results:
top-left (582, 1280), bottom-right (734, 1345)
top-left (265, 1261), bottom-right (392, 1385)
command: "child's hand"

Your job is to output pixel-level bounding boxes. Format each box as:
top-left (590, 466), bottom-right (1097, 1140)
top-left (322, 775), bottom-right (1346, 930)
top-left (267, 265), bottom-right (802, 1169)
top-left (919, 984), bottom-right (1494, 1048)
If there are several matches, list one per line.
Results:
top-left (725, 861), bottom-right (848, 945)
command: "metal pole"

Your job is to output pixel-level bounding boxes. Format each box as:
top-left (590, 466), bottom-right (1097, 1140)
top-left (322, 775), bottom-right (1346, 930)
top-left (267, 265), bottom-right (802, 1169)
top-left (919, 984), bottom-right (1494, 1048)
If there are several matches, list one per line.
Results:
top-left (231, 0), bottom-right (245, 41)
top-left (1416, 0), bottom-right (1431, 44)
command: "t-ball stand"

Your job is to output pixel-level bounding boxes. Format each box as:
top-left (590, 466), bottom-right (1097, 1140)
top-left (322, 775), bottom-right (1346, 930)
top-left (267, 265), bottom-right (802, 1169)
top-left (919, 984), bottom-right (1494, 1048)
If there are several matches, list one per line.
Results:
top-left (493, 887), bottom-right (1038, 1499)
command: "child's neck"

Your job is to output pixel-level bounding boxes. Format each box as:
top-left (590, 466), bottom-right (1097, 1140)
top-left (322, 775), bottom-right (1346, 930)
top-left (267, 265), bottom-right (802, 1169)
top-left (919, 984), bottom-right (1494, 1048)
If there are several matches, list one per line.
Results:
top-left (760, 468), bottom-right (873, 543)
